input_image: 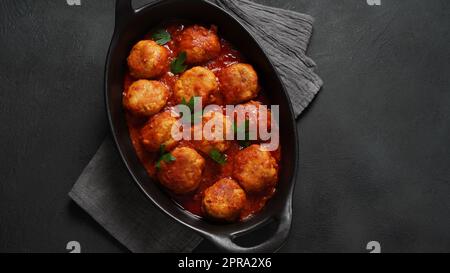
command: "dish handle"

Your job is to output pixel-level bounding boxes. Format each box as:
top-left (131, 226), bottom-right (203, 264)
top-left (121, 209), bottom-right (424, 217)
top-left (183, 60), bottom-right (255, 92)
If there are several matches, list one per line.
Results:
top-left (114, 0), bottom-right (134, 31)
top-left (201, 197), bottom-right (293, 253)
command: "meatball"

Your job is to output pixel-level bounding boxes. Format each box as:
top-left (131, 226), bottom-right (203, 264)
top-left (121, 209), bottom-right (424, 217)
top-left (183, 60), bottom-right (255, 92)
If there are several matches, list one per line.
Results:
top-left (158, 147), bottom-right (205, 195)
top-left (127, 40), bottom-right (169, 79)
top-left (140, 111), bottom-right (180, 153)
top-left (193, 111), bottom-right (233, 154)
top-left (233, 145), bottom-right (278, 193)
top-left (178, 25), bottom-right (221, 64)
top-left (234, 101), bottom-right (272, 140)
top-left (174, 67), bottom-right (219, 105)
top-left (219, 63), bottom-right (259, 104)
top-left (202, 178), bottom-right (247, 222)
top-left (123, 80), bottom-right (169, 117)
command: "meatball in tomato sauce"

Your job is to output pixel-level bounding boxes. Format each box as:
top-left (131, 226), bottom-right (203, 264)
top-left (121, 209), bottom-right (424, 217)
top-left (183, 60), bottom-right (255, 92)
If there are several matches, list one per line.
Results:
top-left (234, 100), bottom-right (273, 140)
top-left (124, 22), bottom-right (281, 223)
top-left (157, 147), bottom-right (205, 195)
top-left (192, 110), bottom-right (233, 154)
top-left (140, 111), bottom-right (180, 153)
top-left (178, 25), bottom-right (221, 65)
top-left (202, 178), bottom-right (247, 222)
top-left (123, 80), bottom-right (169, 117)
top-left (233, 145), bottom-right (278, 193)
top-left (174, 66), bottom-right (219, 105)
top-left (219, 63), bottom-right (259, 105)
top-left (127, 40), bottom-right (169, 79)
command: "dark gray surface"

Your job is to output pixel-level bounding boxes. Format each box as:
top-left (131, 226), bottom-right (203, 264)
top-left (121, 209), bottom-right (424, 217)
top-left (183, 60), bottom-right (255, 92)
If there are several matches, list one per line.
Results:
top-left (0, 0), bottom-right (449, 253)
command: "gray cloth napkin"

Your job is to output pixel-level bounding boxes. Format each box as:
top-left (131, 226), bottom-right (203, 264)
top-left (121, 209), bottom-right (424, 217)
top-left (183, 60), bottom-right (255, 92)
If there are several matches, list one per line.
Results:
top-left (211, 0), bottom-right (323, 117)
top-left (69, 0), bottom-right (323, 253)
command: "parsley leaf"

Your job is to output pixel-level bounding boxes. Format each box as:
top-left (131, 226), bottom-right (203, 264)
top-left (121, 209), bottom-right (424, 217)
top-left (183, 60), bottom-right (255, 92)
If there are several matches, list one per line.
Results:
top-left (181, 97), bottom-right (203, 125)
top-left (161, 153), bottom-right (176, 163)
top-left (191, 111), bottom-right (203, 125)
top-left (234, 120), bottom-right (250, 134)
top-left (151, 29), bottom-right (171, 45)
top-left (181, 97), bottom-right (196, 112)
top-left (234, 120), bottom-right (251, 148)
top-left (209, 149), bottom-right (227, 165)
top-left (155, 145), bottom-right (176, 169)
top-left (171, 52), bottom-right (187, 74)
top-left (238, 140), bottom-right (251, 148)
top-left (159, 144), bottom-right (166, 156)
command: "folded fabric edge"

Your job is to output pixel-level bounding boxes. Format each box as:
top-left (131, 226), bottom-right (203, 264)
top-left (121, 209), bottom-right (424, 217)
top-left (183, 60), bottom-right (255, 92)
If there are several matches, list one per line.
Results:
top-left (295, 76), bottom-right (324, 118)
top-left (68, 187), bottom-right (204, 253)
top-left (68, 189), bottom-right (132, 252)
top-left (216, 0), bottom-right (315, 25)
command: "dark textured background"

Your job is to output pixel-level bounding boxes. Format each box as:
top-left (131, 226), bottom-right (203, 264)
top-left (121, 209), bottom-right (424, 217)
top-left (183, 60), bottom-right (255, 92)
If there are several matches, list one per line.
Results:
top-left (0, 0), bottom-right (449, 253)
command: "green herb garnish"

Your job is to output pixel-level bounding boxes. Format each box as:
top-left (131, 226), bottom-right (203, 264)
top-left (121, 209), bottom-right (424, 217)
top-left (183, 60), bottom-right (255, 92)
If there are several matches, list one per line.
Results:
top-left (181, 97), bottom-right (203, 125)
top-left (234, 120), bottom-right (249, 134)
top-left (239, 140), bottom-right (251, 148)
top-left (151, 29), bottom-right (171, 45)
top-left (181, 97), bottom-right (196, 112)
top-left (234, 120), bottom-right (251, 148)
top-left (191, 111), bottom-right (203, 125)
top-left (156, 145), bottom-right (176, 169)
top-left (209, 149), bottom-right (227, 165)
top-left (171, 52), bottom-right (187, 74)
top-left (159, 144), bottom-right (167, 156)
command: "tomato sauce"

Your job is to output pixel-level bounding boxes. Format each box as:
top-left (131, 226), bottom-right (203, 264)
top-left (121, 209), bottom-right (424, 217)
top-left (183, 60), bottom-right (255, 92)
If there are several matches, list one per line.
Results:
top-left (124, 22), bottom-right (280, 221)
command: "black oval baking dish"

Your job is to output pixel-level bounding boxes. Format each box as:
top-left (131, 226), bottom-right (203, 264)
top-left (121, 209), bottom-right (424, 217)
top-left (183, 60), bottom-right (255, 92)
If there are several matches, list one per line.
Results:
top-left (105, 0), bottom-right (299, 253)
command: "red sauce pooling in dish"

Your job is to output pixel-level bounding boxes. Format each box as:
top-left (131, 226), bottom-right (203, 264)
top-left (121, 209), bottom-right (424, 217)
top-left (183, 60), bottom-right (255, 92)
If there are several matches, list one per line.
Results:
top-left (124, 23), bottom-right (280, 221)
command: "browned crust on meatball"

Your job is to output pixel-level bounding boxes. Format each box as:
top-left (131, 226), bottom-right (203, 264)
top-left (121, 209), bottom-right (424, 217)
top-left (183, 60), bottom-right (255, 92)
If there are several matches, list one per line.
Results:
top-left (202, 178), bottom-right (247, 222)
top-left (127, 40), bottom-right (169, 79)
top-left (140, 111), bottom-right (180, 153)
top-left (233, 145), bottom-right (278, 193)
top-left (219, 63), bottom-right (259, 105)
top-left (174, 66), bottom-right (219, 105)
top-left (123, 80), bottom-right (169, 117)
top-left (178, 25), bottom-right (221, 64)
top-left (157, 147), bottom-right (205, 195)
